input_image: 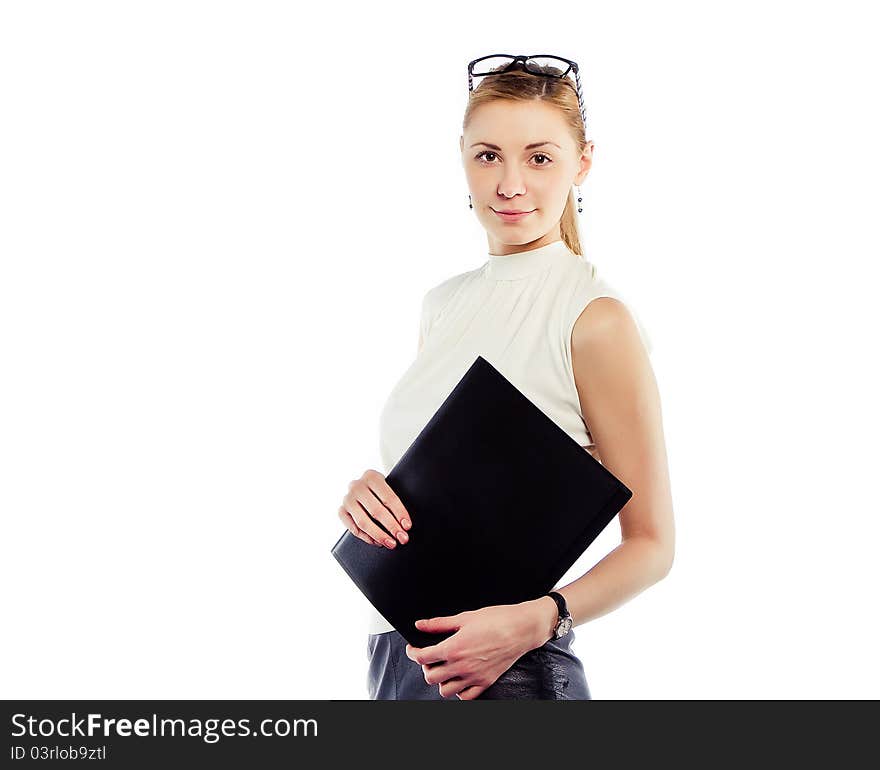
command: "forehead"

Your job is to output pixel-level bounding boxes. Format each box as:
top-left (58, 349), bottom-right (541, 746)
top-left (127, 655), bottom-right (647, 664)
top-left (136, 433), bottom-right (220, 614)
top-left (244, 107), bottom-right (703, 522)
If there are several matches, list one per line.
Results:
top-left (464, 100), bottom-right (570, 146)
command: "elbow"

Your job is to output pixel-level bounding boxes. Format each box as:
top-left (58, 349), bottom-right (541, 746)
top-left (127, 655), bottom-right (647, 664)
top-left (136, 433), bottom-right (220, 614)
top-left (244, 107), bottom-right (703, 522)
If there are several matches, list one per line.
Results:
top-left (658, 547), bottom-right (674, 580)
top-left (644, 537), bottom-right (674, 582)
top-left (624, 533), bottom-right (674, 582)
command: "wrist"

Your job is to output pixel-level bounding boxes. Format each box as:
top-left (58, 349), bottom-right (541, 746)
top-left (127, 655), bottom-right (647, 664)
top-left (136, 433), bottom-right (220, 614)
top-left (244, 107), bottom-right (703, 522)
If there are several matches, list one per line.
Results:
top-left (522, 595), bottom-right (559, 649)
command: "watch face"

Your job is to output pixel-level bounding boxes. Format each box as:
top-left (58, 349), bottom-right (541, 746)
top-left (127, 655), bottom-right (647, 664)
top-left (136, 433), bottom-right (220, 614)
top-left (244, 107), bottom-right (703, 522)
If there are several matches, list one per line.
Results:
top-left (554, 617), bottom-right (572, 638)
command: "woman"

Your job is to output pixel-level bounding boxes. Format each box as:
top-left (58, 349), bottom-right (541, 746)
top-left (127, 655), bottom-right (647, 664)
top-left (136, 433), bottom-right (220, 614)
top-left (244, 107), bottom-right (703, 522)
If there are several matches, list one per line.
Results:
top-left (338, 55), bottom-right (675, 700)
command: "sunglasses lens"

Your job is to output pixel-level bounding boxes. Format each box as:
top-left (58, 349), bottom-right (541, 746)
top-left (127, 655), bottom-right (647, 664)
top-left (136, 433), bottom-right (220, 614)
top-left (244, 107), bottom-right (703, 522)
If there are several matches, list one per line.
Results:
top-left (470, 55), bottom-right (518, 76)
top-left (524, 57), bottom-right (571, 77)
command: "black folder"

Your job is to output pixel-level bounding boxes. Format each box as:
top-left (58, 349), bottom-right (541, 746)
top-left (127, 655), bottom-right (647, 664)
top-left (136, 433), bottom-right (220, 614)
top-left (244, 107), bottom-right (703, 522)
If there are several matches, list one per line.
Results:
top-left (330, 355), bottom-right (632, 648)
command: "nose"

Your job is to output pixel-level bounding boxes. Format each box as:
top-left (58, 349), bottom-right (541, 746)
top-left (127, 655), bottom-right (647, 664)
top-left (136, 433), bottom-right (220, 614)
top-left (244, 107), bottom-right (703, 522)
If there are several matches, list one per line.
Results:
top-left (497, 180), bottom-right (526, 200)
top-left (496, 166), bottom-right (526, 199)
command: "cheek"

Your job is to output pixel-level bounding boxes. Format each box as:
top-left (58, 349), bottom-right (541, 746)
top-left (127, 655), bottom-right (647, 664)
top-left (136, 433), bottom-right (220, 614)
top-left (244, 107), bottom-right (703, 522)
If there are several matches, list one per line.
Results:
top-left (465, 166), bottom-right (492, 188)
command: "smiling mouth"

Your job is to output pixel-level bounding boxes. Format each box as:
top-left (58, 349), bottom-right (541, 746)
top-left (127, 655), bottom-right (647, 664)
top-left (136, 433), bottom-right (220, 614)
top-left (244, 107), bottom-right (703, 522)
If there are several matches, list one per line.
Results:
top-left (491, 208), bottom-right (536, 221)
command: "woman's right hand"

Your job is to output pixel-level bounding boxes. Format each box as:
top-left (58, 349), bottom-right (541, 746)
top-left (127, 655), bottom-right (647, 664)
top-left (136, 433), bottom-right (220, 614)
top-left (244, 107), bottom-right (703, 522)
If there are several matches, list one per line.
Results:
top-left (338, 469), bottom-right (412, 549)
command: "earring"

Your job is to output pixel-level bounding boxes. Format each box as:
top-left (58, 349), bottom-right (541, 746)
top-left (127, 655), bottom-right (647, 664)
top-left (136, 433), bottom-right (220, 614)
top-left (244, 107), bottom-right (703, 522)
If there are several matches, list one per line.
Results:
top-left (576, 185), bottom-right (583, 214)
top-left (468, 194), bottom-right (473, 209)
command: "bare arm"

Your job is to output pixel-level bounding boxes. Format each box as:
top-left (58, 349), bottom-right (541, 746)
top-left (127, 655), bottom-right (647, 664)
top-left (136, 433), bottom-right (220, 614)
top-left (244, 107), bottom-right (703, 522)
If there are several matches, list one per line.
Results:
top-left (523, 297), bottom-right (675, 642)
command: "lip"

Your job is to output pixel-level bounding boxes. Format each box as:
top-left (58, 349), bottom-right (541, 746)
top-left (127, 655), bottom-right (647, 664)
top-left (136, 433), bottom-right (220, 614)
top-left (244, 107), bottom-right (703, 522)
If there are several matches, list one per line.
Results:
top-left (492, 208), bottom-right (535, 222)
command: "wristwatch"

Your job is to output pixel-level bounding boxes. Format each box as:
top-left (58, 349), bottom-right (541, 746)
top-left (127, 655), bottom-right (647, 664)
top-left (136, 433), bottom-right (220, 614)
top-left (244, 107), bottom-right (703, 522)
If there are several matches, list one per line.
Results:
top-left (546, 591), bottom-right (572, 640)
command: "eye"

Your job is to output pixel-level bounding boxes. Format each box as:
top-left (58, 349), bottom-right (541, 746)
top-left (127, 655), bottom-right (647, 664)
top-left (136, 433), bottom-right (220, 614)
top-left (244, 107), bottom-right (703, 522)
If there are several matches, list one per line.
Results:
top-left (474, 151), bottom-right (553, 166)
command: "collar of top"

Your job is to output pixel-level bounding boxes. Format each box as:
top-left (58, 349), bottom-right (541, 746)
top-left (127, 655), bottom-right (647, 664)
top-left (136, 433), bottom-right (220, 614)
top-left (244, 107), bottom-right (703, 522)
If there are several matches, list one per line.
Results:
top-left (484, 239), bottom-right (574, 280)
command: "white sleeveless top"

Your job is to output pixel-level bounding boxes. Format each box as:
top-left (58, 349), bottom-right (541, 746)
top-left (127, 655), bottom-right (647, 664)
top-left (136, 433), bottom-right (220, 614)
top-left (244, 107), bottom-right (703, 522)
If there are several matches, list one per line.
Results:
top-left (366, 238), bottom-right (652, 635)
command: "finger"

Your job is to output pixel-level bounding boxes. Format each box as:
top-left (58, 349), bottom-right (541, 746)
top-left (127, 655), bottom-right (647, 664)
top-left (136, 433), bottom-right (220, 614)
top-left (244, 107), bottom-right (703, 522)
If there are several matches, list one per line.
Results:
top-left (348, 482), bottom-right (407, 547)
top-left (338, 507), bottom-right (380, 546)
top-left (455, 685), bottom-right (484, 700)
top-left (344, 493), bottom-right (399, 548)
top-left (415, 615), bottom-right (463, 634)
top-left (338, 506), bottom-right (379, 545)
top-left (406, 641), bottom-right (449, 666)
top-left (365, 470), bottom-right (413, 531)
top-left (338, 507), bottom-right (376, 545)
top-left (438, 677), bottom-right (470, 699)
top-left (358, 476), bottom-right (411, 545)
top-left (360, 489), bottom-right (409, 545)
top-left (422, 662), bottom-right (464, 687)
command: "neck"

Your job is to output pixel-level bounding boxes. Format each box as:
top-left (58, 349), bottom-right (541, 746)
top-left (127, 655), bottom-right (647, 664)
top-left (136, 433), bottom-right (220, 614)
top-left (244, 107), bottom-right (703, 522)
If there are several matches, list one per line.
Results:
top-left (483, 238), bottom-right (574, 280)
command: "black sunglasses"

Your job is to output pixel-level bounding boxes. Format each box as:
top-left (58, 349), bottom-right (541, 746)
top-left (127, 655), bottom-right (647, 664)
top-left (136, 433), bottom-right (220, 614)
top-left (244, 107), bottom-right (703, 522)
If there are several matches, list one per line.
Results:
top-left (467, 54), bottom-right (587, 135)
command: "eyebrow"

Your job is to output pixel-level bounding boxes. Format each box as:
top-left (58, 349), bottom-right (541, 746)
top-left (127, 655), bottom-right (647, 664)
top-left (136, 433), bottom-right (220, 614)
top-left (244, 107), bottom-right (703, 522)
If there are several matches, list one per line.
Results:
top-left (470, 141), bottom-right (562, 150)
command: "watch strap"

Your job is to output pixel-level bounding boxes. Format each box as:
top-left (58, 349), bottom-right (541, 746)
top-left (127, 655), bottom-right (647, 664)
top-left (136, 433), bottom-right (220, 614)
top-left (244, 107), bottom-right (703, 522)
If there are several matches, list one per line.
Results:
top-left (547, 590), bottom-right (570, 620)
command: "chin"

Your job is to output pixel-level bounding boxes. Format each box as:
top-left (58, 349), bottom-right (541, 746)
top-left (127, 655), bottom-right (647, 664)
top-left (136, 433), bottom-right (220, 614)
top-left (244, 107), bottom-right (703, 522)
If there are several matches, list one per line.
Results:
top-left (490, 225), bottom-right (543, 241)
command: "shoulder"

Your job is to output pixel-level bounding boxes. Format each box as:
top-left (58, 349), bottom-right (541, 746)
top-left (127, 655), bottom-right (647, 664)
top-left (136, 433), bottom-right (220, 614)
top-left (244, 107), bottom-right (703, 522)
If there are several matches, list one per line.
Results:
top-left (570, 293), bottom-right (656, 441)
top-left (572, 295), bottom-right (641, 351)
top-left (569, 272), bottom-right (655, 418)
top-left (565, 258), bottom-right (654, 356)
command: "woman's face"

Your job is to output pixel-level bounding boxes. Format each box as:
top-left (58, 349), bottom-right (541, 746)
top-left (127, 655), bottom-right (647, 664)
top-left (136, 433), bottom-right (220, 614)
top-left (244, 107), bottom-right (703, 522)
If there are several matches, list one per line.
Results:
top-left (460, 100), bottom-right (593, 255)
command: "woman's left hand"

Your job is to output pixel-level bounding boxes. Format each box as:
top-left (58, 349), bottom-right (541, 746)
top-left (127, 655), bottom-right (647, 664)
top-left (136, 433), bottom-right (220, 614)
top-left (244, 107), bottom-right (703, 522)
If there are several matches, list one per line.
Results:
top-left (404, 601), bottom-right (550, 700)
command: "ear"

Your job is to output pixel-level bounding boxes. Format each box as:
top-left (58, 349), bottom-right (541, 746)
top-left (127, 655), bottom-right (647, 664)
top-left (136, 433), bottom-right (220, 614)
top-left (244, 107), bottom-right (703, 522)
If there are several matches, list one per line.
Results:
top-left (575, 142), bottom-right (594, 185)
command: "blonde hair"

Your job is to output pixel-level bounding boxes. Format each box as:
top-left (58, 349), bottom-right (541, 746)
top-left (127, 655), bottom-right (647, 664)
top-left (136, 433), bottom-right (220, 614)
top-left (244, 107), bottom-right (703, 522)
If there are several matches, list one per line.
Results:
top-left (463, 63), bottom-right (588, 256)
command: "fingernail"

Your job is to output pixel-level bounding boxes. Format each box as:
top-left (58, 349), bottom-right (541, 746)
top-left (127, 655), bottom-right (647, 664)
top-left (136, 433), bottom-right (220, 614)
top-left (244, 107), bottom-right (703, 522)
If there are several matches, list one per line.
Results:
top-left (384, 537), bottom-right (395, 548)
top-left (402, 519), bottom-right (411, 529)
top-left (397, 531), bottom-right (408, 543)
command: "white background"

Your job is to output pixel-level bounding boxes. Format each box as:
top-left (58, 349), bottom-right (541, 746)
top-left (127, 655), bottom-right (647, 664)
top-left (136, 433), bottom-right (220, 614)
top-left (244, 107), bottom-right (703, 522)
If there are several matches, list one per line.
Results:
top-left (1, 0), bottom-right (878, 699)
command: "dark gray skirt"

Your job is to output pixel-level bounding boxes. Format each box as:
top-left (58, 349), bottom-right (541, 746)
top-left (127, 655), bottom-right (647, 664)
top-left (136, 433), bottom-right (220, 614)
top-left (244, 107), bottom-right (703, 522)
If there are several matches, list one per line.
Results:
top-left (366, 628), bottom-right (591, 700)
